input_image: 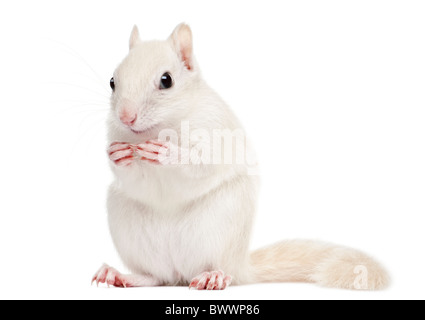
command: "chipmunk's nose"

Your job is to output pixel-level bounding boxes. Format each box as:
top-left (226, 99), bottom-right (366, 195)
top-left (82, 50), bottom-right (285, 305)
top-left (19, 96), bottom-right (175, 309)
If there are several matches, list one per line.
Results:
top-left (119, 109), bottom-right (137, 127)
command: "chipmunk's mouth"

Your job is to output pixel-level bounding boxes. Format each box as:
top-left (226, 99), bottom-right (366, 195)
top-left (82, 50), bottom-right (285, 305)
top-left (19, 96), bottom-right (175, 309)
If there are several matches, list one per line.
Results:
top-left (130, 124), bottom-right (156, 135)
top-left (131, 128), bottom-right (147, 134)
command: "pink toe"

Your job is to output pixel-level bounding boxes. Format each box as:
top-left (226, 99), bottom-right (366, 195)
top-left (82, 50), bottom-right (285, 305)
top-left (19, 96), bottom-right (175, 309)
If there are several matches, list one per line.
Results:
top-left (222, 275), bottom-right (232, 290)
top-left (189, 279), bottom-right (199, 289)
top-left (207, 274), bottom-right (218, 290)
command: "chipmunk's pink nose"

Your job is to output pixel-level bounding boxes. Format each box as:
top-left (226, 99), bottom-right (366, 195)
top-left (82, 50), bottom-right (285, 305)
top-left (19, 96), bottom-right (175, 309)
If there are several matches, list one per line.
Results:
top-left (119, 110), bottom-right (137, 127)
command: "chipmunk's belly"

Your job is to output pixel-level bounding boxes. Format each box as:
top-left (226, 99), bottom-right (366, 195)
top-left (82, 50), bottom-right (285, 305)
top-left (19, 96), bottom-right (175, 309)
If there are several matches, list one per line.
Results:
top-left (107, 183), bottom-right (226, 285)
top-left (113, 163), bottom-right (236, 212)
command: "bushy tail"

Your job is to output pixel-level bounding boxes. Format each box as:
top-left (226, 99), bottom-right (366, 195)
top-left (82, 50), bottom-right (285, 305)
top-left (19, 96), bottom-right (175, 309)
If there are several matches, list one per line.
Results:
top-left (250, 240), bottom-right (389, 290)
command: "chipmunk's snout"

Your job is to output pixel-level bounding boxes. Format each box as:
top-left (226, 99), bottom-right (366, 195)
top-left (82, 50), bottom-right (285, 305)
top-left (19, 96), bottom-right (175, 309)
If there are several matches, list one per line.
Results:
top-left (118, 100), bottom-right (138, 127)
top-left (120, 111), bottom-right (137, 127)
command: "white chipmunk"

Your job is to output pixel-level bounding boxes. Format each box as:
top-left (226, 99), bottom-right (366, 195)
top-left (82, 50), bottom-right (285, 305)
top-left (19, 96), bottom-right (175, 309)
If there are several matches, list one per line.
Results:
top-left (92, 23), bottom-right (389, 290)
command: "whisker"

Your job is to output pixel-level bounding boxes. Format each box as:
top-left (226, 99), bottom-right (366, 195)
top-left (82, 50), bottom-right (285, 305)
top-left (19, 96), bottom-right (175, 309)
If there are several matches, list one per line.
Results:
top-left (67, 120), bottom-right (107, 164)
top-left (43, 38), bottom-right (111, 94)
top-left (45, 82), bottom-right (111, 100)
top-left (49, 98), bottom-right (110, 106)
top-left (59, 102), bottom-right (110, 110)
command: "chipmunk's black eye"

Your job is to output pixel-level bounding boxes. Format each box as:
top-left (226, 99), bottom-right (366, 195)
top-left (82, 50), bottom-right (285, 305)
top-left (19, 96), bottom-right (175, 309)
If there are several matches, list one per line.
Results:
top-left (110, 77), bottom-right (115, 91)
top-left (160, 72), bottom-right (173, 90)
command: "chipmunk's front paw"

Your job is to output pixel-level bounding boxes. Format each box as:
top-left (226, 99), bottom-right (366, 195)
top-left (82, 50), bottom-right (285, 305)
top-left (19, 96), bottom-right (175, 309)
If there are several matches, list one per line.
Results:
top-left (135, 140), bottom-right (179, 165)
top-left (108, 142), bottom-right (135, 167)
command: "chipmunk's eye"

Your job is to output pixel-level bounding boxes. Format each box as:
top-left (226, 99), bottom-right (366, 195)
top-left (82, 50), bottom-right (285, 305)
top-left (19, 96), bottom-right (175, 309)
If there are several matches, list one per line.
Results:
top-left (110, 77), bottom-right (115, 91)
top-left (160, 72), bottom-right (173, 90)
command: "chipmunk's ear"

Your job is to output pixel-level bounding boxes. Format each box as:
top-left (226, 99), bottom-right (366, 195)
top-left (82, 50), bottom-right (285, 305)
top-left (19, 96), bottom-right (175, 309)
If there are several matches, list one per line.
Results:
top-left (129, 25), bottom-right (141, 50)
top-left (168, 23), bottom-right (193, 70)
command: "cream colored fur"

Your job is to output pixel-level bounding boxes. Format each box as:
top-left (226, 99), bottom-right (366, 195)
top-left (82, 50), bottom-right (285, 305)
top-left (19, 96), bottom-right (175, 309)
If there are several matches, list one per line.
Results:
top-left (103, 23), bottom-right (389, 290)
top-left (251, 240), bottom-right (389, 290)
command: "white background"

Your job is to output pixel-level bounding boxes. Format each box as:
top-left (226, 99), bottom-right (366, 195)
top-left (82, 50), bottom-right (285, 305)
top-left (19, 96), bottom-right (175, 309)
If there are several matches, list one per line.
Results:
top-left (0, 0), bottom-right (424, 300)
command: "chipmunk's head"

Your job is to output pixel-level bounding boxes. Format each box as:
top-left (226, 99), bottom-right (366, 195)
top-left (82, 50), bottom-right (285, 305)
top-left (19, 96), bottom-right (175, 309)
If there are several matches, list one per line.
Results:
top-left (110, 23), bottom-right (199, 136)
